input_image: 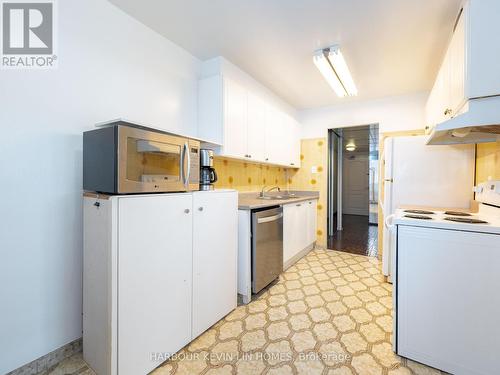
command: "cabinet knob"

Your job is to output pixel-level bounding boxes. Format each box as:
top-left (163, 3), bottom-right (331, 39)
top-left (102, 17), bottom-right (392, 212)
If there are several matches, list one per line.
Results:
top-left (184, 209), bottom-right (190, 214)
top-left (198, 207), bottom-right (203, 211)
top-left (248, 155), bottom-right (252, 158)
top-left (265, 158), bottom-right (269, 161)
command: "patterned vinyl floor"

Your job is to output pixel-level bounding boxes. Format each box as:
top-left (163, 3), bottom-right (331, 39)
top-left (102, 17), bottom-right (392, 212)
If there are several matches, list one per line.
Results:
top-left (48, 249), bottom-right (445, 375)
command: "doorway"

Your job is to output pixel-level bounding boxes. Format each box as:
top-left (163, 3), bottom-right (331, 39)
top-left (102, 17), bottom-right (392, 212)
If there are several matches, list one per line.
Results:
top-left (327, 124), bottom-right (379, 257)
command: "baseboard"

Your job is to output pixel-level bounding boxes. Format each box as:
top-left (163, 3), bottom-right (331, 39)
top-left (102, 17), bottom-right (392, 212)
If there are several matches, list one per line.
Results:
top-left (284, 242), bottom-right (316, 270)
top-left (6, 338), bottom-right (82, 375)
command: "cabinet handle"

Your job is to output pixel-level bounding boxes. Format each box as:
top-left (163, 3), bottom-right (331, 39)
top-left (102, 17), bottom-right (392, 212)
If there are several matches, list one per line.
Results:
top-left (290, 163), bottom-right (295, 166)
top-left (444, 108), bottom-right (452, 116)
top-left (184, 209), bottom-right (190, 214)
top-left (198, 207), bottom-right (203, 211)
top-left (296, 204), bottom-right (301, 207)
top-left (248, 155), bottom-right (252, 158)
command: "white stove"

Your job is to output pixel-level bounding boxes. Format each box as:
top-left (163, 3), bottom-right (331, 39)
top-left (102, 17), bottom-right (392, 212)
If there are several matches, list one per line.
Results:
top-left (393, 204), bottom-right (500, 234)
top-left (392, 180), bottom-right (500, 375)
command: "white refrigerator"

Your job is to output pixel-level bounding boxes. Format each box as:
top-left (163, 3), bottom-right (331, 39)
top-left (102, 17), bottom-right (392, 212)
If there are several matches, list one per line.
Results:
top-left (382, 136), bottom-right (475, 280)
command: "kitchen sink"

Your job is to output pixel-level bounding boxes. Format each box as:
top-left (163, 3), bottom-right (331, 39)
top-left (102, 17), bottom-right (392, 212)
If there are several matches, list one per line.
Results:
top-left (257, 194), bottom-right (296, 200)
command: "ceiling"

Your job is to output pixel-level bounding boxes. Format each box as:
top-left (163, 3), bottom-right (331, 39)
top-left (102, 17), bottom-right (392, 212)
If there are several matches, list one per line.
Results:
top-left (110, 0), bottom-right (462, 109)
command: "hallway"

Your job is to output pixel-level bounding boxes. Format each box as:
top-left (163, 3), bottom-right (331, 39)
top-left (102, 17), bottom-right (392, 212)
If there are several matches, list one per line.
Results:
top-left (327, 215), bottom-right (378, 257)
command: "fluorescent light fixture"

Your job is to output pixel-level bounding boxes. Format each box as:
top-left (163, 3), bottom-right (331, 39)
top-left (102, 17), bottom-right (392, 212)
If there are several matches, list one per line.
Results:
top-left (313, 45), bottom-right (358, 97)
top-left (345, 143), bottom-right (356, 152)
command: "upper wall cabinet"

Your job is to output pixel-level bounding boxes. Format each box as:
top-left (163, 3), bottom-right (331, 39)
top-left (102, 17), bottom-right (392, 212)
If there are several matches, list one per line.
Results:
top-left (425, 0), bottom-right (500, 132)
top-left (198, 75), bottom-right (301, 168)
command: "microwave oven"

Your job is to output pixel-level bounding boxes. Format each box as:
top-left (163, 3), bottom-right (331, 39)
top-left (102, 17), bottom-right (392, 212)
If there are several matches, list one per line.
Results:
top-left (83, 124), bottom-right (200, 194)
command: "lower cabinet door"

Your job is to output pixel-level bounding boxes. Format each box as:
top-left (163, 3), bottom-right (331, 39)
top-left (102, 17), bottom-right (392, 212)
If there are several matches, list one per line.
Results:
top-left (117, 195), bottom-right (193, 375)
top-left (283, 203), bottom-right (305, 264)
top-left (192, 191), bottom-right (238, 338)
top-left (306, 200), bottom-right (317, 245)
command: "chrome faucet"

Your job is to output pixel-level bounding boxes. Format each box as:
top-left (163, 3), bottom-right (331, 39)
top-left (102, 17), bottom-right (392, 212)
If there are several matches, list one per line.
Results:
top-left (260, 185), bottom-right (281, 197)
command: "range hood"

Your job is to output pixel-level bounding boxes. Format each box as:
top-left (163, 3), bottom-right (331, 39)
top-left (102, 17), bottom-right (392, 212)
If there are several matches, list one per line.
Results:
top-left (427, 96), bottom-right (500, 145)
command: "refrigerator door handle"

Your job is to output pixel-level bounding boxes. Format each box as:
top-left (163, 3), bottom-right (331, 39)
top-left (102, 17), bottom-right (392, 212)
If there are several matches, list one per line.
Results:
top-left (385, 214), bottom-right (396, 230)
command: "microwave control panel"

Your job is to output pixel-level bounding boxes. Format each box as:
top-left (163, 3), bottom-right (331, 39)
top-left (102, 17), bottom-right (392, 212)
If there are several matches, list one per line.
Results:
top-left (188, 141), bottom-right (200, 185)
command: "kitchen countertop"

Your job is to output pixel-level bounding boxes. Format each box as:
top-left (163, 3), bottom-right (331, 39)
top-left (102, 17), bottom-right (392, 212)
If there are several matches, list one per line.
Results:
top-left (238, 191), bottom-right (319, 210)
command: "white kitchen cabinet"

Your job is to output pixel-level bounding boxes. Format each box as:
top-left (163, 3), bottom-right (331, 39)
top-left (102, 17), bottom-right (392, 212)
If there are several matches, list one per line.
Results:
top-left (425, 10), bottom-right (465, 131)
top-left (283, 199), bottom-right (317, 268)
top-left (449, 11), bottom-right (465, 114)
top-left (425, 0), bottom-right (500, 131)
top-left (192, 191), bottom-right (238, 338)
top-left (288, 117), bottom-right (301, 168)
top-left (265, 107), bottom-right (285, 165)
top-left (306, 200), bottom-right (317, 245)
top-left (223, 78), bottom-right (248, 159)
top-left (198, 74), bottom-right (301, 167)
top-left (83, 191), bottom-right (238, 375)
top-left (247, 92), bottom-right (268, 162)
top-left (118, 195), bottom-right (193, 375)
top-left (265, 110), bottom-right (301, 167)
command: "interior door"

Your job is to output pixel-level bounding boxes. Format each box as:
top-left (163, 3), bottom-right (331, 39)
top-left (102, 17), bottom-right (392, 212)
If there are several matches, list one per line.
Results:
top-left (192, 191), bottom-right (238, 338)
top-left (117, 195), bottom-right (193, 375)
top-left (343, 156), bottom-right (369, 215)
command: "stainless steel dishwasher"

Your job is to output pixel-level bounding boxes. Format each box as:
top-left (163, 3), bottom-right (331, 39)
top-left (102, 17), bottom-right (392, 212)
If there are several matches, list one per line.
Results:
top-left (251, 206), bottom-right (283, 293)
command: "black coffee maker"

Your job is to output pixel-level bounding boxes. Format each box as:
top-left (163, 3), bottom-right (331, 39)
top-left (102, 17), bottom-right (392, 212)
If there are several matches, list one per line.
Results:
top-left (199, 149), bottom-right (217, 190)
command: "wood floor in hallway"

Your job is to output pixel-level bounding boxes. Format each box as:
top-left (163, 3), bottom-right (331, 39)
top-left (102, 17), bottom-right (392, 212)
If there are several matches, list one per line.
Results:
top-left (328, 215), bottom-right (378, 257)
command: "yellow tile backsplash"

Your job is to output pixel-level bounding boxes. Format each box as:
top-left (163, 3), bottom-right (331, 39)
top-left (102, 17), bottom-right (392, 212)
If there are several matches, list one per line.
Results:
top-left (288, 138), bottom-right (328, 248)
top-left (213, 137), bottom-right (328, 248)
top-left (476, 141), bottom-right (500, 183)
top-left (213, 158), bottom-right (288, 192)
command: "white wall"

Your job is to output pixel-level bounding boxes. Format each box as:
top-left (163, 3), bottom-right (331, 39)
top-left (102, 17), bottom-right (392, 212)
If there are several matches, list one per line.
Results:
top-left (299, 92), bottom-right (428, 138)
top-left (0, 0), bottom-right (201, 372)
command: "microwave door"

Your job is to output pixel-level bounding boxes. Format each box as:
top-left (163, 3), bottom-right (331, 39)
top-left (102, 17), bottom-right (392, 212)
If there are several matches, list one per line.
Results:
top-left (118, 126), bottom-right (186, 193)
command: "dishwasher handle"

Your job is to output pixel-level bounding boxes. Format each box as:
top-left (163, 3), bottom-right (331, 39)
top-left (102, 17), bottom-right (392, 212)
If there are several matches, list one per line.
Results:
top-left (257, 213), bottom-right (283, 224)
